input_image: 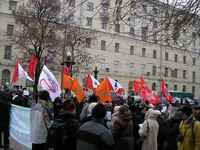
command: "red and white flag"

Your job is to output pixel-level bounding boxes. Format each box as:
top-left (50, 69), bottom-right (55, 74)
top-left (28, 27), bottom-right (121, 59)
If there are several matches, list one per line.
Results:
top-left (108, 77), bottom-right (125, 96)
top-left (86, 74), bottom-right (100, 90)
top-left (12, 58), bottom-right (33, 84)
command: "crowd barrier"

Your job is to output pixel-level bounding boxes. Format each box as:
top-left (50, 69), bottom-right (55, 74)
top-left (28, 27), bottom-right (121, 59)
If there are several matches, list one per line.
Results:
top-left (10, 104), bottom-right (32, 149)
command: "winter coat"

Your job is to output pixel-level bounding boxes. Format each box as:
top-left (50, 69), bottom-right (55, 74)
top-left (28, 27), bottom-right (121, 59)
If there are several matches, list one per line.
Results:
top-left (111, 107), bottom-right (134, 150)
top-left (51, 111), bottom-right (79, 150)
top-left (139, 110), bottom-right (161, 150)
top-left (31, 100), bottom-right (51, 144)
top-left (0, 91), bottom-right (11, 130)
top-left (178, 116), bottom-right (200, 150)
top-left (77, 119), bottom-right (115, 150)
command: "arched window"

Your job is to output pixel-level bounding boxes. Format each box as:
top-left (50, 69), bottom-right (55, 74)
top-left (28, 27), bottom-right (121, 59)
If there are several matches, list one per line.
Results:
top-left (2, 69), bottom-right (11, 85)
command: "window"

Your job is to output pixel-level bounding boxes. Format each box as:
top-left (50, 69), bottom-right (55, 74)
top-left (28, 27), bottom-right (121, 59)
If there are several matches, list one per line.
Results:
top-left (142, 48), bottom-right (146, 57)
top-left (101, 40), bottom-right (106, 50)
top-left (153, 33), bottom-right (157, 43)
top-left (174, 84), bottom-right (178, 91)
top-left (85, 38), bottom-right (91, 48)
top-left (130, 27), bottom-right (135, 35)
top-left (113, 60), bottom-right (119, 65)
top-left (152, 82), bottom-right (156, 90)
top-left (192, 86), bottom-right (195, 95)
top-left (101, 20), bottom-right (108, 29)
top-left (86, 17), bottom-right (92, 26)
top-left (69, 0), bottom-right (75, 7)
top-left (141, 64), bottom-right (146, 74)
top-left (4, 45), bottom-right (12, 60)
top-left (152, 65), bottom-right (157, 76)
top-left (129, 63), bottom-right (134, 69)
top-left (192, 71), bottom-right (196, 83)
top-left (193, 58), bottom-right (196, 65)
top-left (165, 52), bottom-right (168, 61)
top-left (115, 43), bottom-right (120, 53)
top-left (9, 1), bottom-right (17, 10)
top-left (182, 85), bottom-right (186, 92)
top-left (115, 24), bottom-right (120, 32)
top-left (87, 2), bottom-right (94, 11)
top-left (174, 68), bottom-right (178, 78)
top-left (153, 50), bottom-right (157, 58)
top-left (164, 67), bottom-right (168, 77)
top-left (183, 56), bottom-right (186, 64)
top-left (183, 70), bottom-right (187, 79)
top-left (153, 7), bottom-right (158, 14)
top-left (130, 46), bottom-right (134, 55)
top-left (174, 54), bottom-right (178, 62)
top-left (1, 69), bottom-right (10, 85)
top-left (141, 26), bottom-right (148, 41)
top-left (142, 4), bottom-right (147, 13)
top-left (7, 24), bottom-right (14, 36)
top-left (153, 20), bottom-right (158, 28)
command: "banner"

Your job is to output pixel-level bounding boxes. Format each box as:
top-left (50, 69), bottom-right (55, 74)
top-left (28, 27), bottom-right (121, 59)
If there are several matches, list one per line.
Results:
top-left (10, 104), bottom-right (32, 149)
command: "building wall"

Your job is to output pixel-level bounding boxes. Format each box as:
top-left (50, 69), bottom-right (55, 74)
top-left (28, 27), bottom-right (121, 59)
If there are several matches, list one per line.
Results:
top-left (0, 0), bottom-right (200, 98)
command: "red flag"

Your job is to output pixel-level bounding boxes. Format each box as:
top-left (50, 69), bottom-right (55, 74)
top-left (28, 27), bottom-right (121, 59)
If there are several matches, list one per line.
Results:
top-left (11, 58), bottom-right (19, 84)
top-left (150, 94), bottom-right (160, 106)
top-left (28, 55), bottom-right (38, 79)
top-left (141, 86), bottom-right (152, 102)
top-left (161, 80), bottom-right (167, 97)
top-left (140, 76), bottom-right (145, 90)
top-left (133, 80), bottom-right (140, 95)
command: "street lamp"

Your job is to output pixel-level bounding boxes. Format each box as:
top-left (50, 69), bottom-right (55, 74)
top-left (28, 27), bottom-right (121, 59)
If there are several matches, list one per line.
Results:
top-left (93, 66), bottom-right (99, 80)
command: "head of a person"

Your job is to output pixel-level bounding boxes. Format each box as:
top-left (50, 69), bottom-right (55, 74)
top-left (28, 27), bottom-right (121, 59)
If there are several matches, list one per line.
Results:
top-left (192, 103), bottom-right (200, 117)
top-left (92, 103), bottom-right (106, 120)
top-left (88, 94), bottom-right (98, 103)
top-left (118, 105), bottom-right (132, 121)
top-left (179, 106), bottom-right (192, 120)
top-left (38, 90), bottom-right (50, 101)
top-left (148, 109), bottom-right (161, 120)
top-left (63, 100), bottom-right (76, 113)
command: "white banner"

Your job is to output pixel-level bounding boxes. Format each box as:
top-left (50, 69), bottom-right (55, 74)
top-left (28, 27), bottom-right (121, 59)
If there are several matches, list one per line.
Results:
top-left (10, 104), bottom-right (32, 149)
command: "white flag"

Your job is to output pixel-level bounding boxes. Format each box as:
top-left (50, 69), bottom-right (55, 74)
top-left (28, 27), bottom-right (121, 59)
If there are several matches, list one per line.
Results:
top-left (38, 65), bottom-right (61, 101)
top-left (18, 63), bottom-right (33, 81)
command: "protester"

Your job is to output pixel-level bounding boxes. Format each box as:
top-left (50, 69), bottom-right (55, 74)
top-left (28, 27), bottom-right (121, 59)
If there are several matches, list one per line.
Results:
top-left (77, 103), bottom-right (115, 150)
top-left (178, 106), bottom-right (200, 150)
top-left (53, 97), bottom-right (63, 119)
top-left (80, 94), bottom-right (98, 123)
top-left (0, 90), bottom-right (12, 150)
top-left (139, 109), bottom-right (161, 150)
top-left (31, 90), bottom-right (52, 150)
top-left (111, 105), bottom-right (134, 150)
top-left (50, 100), bottom-right (79, 150)
top-left (163, 111), bottom-right (182, 150)
top-left (192, 103), bottom-right (200, 121)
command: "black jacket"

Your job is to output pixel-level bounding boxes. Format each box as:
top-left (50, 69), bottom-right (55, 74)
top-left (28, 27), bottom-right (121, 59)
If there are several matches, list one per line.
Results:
top-left (0, 91), bottom-right (11, 129)
top-left (48, 111), bottom-right (79, 150)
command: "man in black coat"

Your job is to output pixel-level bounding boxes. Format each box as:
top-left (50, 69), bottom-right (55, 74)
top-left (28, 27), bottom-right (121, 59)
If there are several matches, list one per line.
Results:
top-left (0, 90), bottom-right (12, 150)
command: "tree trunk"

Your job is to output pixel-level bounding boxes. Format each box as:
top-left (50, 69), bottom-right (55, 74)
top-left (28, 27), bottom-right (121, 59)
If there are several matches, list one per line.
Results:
top-left (33, 47), bottom-right (43, 103)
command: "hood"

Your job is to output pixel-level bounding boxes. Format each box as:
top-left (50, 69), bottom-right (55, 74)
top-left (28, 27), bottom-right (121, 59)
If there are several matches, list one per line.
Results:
top-left (148, 110), bottom-right (161, 119)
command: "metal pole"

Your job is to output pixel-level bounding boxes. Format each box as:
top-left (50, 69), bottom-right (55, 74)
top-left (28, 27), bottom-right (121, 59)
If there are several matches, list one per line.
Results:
top-left (61, 25), bottom-right (67, 91)
top-left (160, 45), bottom-right (163, 104)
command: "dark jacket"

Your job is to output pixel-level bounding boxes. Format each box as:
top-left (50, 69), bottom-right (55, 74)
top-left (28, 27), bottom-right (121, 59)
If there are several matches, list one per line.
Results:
top-left (77, 120), bottom-right (115, 150)
top-left (0, 91), bottom-right (11, 129)
top-left (111, 109), bottom-right (134, 150)
top-left (50, 111), bottom-right (79, 150)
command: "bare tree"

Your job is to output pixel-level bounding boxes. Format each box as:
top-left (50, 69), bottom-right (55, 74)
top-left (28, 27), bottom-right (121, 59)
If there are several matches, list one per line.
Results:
top-left (14, 0), bottom-right (61, 97)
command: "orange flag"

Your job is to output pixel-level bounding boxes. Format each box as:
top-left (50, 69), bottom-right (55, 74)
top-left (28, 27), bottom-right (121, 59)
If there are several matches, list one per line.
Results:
top-left (71, 79), bottom-right (85, 103)
top-left (95, 78), bottom-right (113, 104)
top-left (63, 74), bottom-right (74, 89)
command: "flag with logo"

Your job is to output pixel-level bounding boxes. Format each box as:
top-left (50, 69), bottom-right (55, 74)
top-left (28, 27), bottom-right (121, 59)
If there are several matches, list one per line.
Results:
top-left (38, 65), bottom-right (61, 101)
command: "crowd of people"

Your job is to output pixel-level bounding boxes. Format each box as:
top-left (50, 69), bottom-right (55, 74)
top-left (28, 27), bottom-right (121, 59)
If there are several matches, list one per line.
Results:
top-left (0, 87), bottom-right (200, 150)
